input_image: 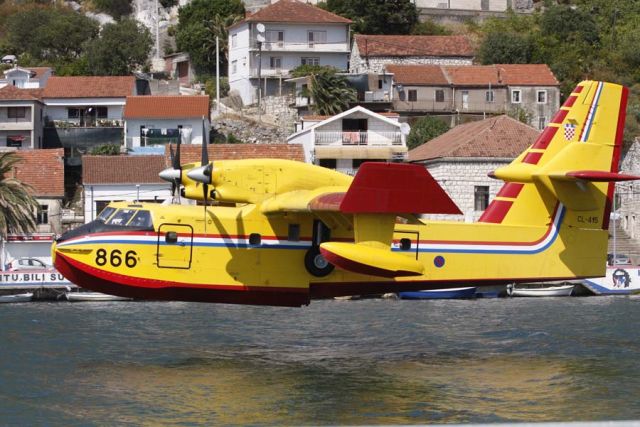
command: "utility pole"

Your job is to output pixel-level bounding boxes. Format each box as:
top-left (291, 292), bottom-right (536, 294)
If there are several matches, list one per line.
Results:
top-left (256, 23), bottom-right (265, 122)
top-left (155, 0), bottom-right (160, 60)
top-left (216, 36), bottom-right (220, 115)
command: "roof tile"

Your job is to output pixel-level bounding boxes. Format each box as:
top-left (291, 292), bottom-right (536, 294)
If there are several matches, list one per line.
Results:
top-left (386, 64), bottom-right (448, 85)
top-left (124, 96), bottom-right (210, 119)
top-left (408, 115), bottom-right (539, 162)
top-left (82, 155), bottom-right (166, 185)
top-left (355, 35), bottom-right (474, 58)
top-left (239, 0), bottom-right (351, 24)
top-left (43, 76), bottom-right (136, 98)
top-left (0, 85), bottom-right (43, 101)
top-left (11, 148), bottom-right (65, 197)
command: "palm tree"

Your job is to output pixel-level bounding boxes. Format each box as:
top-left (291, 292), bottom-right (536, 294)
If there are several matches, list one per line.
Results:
top-left (304, 70), bottom-right (357, 116)
top-left (0, 151), bottom-right (38, 239)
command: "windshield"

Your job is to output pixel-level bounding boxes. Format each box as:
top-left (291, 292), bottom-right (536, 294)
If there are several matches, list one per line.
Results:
top-left (97, 207), bottom-right (116, 222)
top-left (128, 210), bottom-right (153, 228)
top-left (106, 209), bottom-right (137, 226)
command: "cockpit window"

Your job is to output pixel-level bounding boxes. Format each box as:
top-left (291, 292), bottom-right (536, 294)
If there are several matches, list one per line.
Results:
top-left (127, 210), bottom-right (152, 228)
top-left (106, 209), bottom-right (136, 226)
top-left (97, 207), bottom-right (116, 222)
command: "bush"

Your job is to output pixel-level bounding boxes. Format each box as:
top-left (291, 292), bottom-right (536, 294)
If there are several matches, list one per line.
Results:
top-left (407, 116), bottom-right (449, 150)
top-left (90, 144), bottom-right (120, 155)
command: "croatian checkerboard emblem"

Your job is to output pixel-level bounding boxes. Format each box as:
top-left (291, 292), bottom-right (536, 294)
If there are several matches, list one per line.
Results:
top-left (564, 123), bottom-right (576, 141)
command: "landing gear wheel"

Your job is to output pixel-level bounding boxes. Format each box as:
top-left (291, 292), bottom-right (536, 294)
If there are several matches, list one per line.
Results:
top-left (305, 246), bottom-right (334, 277)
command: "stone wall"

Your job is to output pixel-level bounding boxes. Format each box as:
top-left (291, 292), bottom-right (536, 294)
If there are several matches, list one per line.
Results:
top-left (420, 158), bottom-right (510, 222)
top-left (618, 140), bottom-right (640, 240)
top-left (213, 114), bottom-right (288, 144)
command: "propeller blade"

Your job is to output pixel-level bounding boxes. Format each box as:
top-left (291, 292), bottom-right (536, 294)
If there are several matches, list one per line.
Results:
top-left (169, 143), bottom-right (175, 165)
top-left (174, 139), bottom-right (181, 170)
top-left (201, 117), bottom-right (209, 166)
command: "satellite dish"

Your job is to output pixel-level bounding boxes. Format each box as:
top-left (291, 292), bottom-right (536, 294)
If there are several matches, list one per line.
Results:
top-left (256, 34), bottom-right (266, 43)
top-left (256, 23), bottom-right (265, 33)
top-left (400, 122), bottom-right (411, 136)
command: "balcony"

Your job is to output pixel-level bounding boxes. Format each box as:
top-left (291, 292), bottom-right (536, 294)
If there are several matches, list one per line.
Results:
top-left (46, 119), bottom-right (124, 128)
top-left (250, 41), bottom-right (349, 53)
top-left (315, 131), bottom-right (403, 146)
top-left (0, 120), bottom-right (32, 131)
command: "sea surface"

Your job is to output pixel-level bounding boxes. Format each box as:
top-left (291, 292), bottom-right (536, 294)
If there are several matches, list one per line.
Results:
top-left (1, 295), bottom-right (640, 425)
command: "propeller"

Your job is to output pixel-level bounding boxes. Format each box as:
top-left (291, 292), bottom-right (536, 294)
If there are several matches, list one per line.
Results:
top-left (186, 117), bottom-right (212, 231)
top-left (159, 139), bottom-right (182, 203)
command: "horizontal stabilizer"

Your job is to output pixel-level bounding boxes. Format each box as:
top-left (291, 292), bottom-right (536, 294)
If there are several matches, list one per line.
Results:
top-left (340, 162), bottom-right (461, 215)
top-left (554, 171), bottom-right (640, 182)
top-left (320, 242), bottom-right (424, 278)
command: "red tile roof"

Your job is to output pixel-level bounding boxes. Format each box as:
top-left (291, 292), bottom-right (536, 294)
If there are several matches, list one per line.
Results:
top-left (497, 64), bottom-right (559, 86)
top-left (168, 144), bottom-right (305, 164)
top-left (387, 64), bottom-right (559, 87)
top-left (25, 67), bottom-right (52, 80)
top-left (386, 65), bottom-right (448, 85)
top-left (124, 96), bottom-right (210, 119)
top-left (11, 149), bottom-right (65, 197)
top-left (237, 0), bottom-right (351, 25)
top-left (408, 115), bottom-right (539, 162)
top-left (0, 85), bottom-right (43, 101)
top-left (355, 35), bottom-right (474, 58)
top-left (82, 155), bottom-right (166, 185)
top-left (43, 76), bottom-right (136, 98)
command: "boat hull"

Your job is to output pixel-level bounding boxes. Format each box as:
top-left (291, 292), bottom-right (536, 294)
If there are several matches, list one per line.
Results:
top-left (508, 284), bottom-right (574, 297)
top-left (0, 293), bottom-right (33, 303)
top-left (582, 267), bottom-right (640, 295)
top-left (398, 287), bottom-right (477, 300)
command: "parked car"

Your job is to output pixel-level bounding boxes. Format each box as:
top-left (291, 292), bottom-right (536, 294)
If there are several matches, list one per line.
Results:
top-left (607, 253), bottom-right (632, 266)
top-left (5, 257), bottom-right (51, 271)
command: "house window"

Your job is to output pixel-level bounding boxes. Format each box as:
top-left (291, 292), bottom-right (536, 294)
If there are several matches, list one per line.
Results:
top-left (231, 60), bottom-right (237, 74)
top-left (266, 30), bottom-right (284, 47)
top-left (378, 79), bottom-right (383, 89)
top-left (231, 33), bottom-right (237, 48)
top-left (435, 89), bottom-right (444, 102)
top-left (301, 57), bottom-right (320, 66)
top-left (97, 107), bottom-right (108, 118)
top-left (538, 116), bottom-right (547, 130)
top-left (36, 205), bottom-right (48, 225)
top-left (6, 135), bottom-right (24, 147)
top-left (511, 89), bottom-right (521, 104)
top-left (68, 108), bottom-right (80, 118)
top-left (537, 90), bottom-right (547, 104)
top-left (319, 158), bottom-right (337, 169)
top-left (486, 90), bottom-right (495, 103)
top-left (308, 30), bottom-right (326, 48)
top-left (269, 56), bottom-right (282, 70)
top-left (408, 90), bottom-right (418, 102)
top-left (7, 107), bottom-right (26, 119)
top-left (474, 186), bottom-right (489, 211)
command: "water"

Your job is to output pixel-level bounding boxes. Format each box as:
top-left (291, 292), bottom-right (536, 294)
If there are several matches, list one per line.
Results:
top-left (1, 296), bottom-right (640, 425)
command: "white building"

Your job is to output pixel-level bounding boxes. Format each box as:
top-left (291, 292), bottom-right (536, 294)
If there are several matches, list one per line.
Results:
top-left (228, 0), bottom-right (352, 106)
top-left (408, 115), bottom-right (540, 222)
top-left (0, 85), bottom-right (45, 149)
top-left (0, 66), bottom-right (52, 89)
top-left (123, 95), bottom-right (210, 149)
top-left (287, 106), bottom-right (408, 173)
top-left (349, 34), bottom-right (474, 74)
top-left (82, 155), bottom-right (171, 223)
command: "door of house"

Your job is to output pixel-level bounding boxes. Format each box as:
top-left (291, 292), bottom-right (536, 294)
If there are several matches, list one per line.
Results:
top-left (342, 118), bottom-right (368, 145)
top-left (461, 91), bottom-right (469, 110)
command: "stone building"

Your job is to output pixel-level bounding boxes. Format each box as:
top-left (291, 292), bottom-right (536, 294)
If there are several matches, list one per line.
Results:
top-left (408, 115), bottom-right (539, 221)
top-left (349, 35), bottom-right (474, 74)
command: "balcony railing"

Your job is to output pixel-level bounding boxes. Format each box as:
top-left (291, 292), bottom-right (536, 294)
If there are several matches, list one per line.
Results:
top-left (250, 41), bottom-right (349, 52)
top-left (315, 131), bottom-right (403, 146)
top-left (46, 119), bottom-right (124, 128)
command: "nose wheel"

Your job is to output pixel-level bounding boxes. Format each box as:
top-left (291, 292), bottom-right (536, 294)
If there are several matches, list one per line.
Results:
top-left (304, 246), bottom-right (334, 277)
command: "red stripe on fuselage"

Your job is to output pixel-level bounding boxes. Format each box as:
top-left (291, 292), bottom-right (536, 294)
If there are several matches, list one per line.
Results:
top-left (532, 126), bottom-right (558, 150)
top-left (478, 200), bottom-right (513, 224)
top-left (522, 152), bottom-right (543, 165)
top-left (496, 183), bottom-right (524, 198)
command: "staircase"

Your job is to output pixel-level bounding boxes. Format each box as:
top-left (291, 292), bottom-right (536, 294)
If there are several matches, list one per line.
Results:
top-left (608, 222), bottom-right (640, 264)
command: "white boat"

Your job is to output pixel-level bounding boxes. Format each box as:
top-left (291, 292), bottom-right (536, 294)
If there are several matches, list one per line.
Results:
top-left (65, 291), bottom-right (131, 302)
top-left (0, 292), bottom-right (33, 303)
top-left (582, 266), bottom-right (640, 295)
top-left (507, 284), bottom-right (574, 297)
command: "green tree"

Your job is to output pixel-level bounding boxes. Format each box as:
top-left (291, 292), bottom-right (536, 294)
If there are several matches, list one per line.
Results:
top-left (6, 7), bottom-right (99, 63)
top-left (411, 19), bottom-right (451, 36)
top-left (302, 70), bottom-right (356, 116)
top-left (84, 18), bottom-right (152, 75)
top-left (175, 0), bottom-right (244, 74)
top-left (90, 144), bottom-right (121, 155)
top-left (323, 0), bottom-right (418, 35)
top-left (0, 152), bottom-right (38, 239)
top-left (477, 31), bottom-right (534, 64)
top-left (407, 116), bottom-right (449, 150)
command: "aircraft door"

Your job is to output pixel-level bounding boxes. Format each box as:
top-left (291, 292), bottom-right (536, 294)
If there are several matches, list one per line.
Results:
top-left (157, 223), bottom-right (193, 269)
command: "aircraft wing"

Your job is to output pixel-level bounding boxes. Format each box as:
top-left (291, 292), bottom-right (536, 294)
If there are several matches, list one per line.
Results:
top-left (261, 162), bottom-right (462, 278)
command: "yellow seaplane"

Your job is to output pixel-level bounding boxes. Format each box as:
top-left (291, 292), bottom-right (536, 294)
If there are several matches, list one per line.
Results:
top-left (53, 81), bottom-right (639, 306)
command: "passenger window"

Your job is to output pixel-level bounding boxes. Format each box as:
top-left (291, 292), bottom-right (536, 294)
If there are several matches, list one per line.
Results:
top-left (288, 224), bottom-right (300, 241)
top-left (127, 210), bottom-right (153, 228)
top-left (107, 209), bottom-right (136, 226)
top-left (400, 238), bottom-right (412, 251)
top-left (249, 233), bottom-right (261, 246)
